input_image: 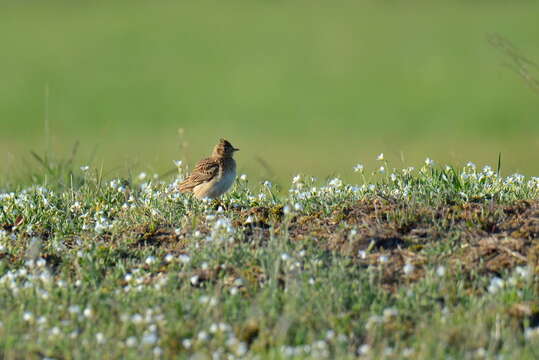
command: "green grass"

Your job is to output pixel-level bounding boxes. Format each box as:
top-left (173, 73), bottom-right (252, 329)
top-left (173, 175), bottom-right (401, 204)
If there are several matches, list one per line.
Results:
top-left (2, 0), bottom-right (539, 180)
top-left (0, 160), bottom-right (538, 359)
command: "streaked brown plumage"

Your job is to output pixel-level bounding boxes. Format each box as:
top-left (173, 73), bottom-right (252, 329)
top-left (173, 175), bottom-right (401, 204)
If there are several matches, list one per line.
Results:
top-left (179, 139), bottom-right (239, 199)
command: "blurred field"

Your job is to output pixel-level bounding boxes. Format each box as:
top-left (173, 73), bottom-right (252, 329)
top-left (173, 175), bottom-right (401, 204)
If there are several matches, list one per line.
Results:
top-left (1, 0), bottom-right (539, 183)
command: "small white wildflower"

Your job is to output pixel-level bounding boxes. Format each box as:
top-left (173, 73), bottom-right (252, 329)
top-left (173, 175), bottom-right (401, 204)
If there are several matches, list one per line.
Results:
top-left (379, 166), bottom-right (385, 174)
top-left (182, 339), bottom-right (192, 349)
top-left (179, 255), bottom-right (190, 264)
top-left (197, 331), bottom-right (209, 342)
top-left (403, 263), bottom-right (415, 275)
top-left (488, 277), bottom-right (505, 294)
top-left (402, 348), bottom-right (415, 357)
top-left (308, 277), bottom-right (316, 285)
top-left (383, 308), bottom-right (399, 320)
top-left (173, 160), bottom-right (183, 167)
top-left (436, 265), bottom-right (446, 277)
top-left (358, 250), bottom-right (367, 259)
top-left (142, 332), bottom-right (158, 345)
top-left (425, 158), bottom-right (434, 166)
top-left (292, 175), bottom-right (301, 184)
top-left (50, 326), bottom-right (61, 337)
top-left (190, 275), bottom-right (199, 286)
top-left (353, 164), bottom-right (364, 173)
top-left (68, 305), bottom-right (81, 314)
top-left (240, 174), bottom-right (247, 181)
top-left (164, 254), bottom-right (175, 263)
top-left (36, 258), bottom-right (46, 267)
top-left (96, 332), bottom-right (105, 344)
top-left (83, 308), bottom-right (93, 318)
top-left (230, 287), bottom-right (239, 295)
top-left (283, 205), bottom-right (291, 215)
top-left (126, 336), bottom-right (137, 347)
top-left (153, 346), bottom-right (163, 357)
top-left (138, 172), bottom-right (147, 181)
top-left (23, 312), bottom-right (33, 322)
top-left (145, 256), bottom-right (157, 265)
top-left (515, 266), bottom-right (529, 278)
top-left (358, 344), bottom-right (370, 355)
top-left (281, 253), bottom-right (290, 261)
top-left (131, 314), bottom-right (144, 324)
top-left (294, 203), bottom-right (303, 211)
top-left (377, 153), bottom-right (384, 161)
top-left (524, 327), bottom-right (539, 340)
top-left (80, 166), bottom-right (90, 172)
top-left (378, 255), bottom-right (388, 264)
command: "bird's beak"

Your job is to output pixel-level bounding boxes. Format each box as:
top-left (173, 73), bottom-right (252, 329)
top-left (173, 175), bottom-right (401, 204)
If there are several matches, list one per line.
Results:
top-left (233, 147), bottom-right (240, 152)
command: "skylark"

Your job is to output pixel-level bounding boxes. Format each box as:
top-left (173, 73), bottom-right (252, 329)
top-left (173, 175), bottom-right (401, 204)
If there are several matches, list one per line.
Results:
top-left (179, 138), bottom-right (239, 200)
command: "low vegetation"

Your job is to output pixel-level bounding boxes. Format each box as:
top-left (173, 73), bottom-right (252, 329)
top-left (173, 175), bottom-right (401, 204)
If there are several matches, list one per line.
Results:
top-left (0, 159), bottom-right (538, 359)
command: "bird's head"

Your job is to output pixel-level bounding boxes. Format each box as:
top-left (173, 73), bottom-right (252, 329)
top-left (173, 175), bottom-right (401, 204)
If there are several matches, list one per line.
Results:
top-left (213, 138), bottom-right (239, 157)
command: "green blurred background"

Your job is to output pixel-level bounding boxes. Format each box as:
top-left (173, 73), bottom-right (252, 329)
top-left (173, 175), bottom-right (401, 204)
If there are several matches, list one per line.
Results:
top-left (1, 0), bottom-right (538, 184)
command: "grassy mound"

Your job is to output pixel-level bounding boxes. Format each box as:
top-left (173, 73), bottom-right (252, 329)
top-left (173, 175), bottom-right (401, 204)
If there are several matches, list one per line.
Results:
top-left (0, 162), bottom-right (538, 359)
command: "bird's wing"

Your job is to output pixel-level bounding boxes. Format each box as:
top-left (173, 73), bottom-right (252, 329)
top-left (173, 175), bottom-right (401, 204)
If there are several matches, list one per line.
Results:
top-left (179, 158), bottom-right (219, 192)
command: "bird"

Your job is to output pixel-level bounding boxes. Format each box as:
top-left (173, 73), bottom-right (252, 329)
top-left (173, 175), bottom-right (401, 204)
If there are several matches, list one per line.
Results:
top-left (178, 138), bottom-right (239, 200)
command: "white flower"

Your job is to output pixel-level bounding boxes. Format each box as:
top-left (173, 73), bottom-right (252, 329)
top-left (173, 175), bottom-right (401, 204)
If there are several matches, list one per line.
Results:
top-left (142, 332), bottom-right (158, 345)
top-left (83, 308), bottom-right (93, 318)
top-left (379, 166), bottom-right (385, 174)
top-left (126, 336), bottom-right (137, 347)
top-left (173, 160), bottom-right (183, 167)
top-left (425, 158), bottom-right (434, 166)
top-left (292, 175), bottom-right (301, 184)
top-left (353, 164), bottom-right (364, 173)
top-left (403, 263), bottom-right (415, 275)
top-left (68, 305), bottom-right (81, 314)
top-left (377, 153), bottom-right (384, 161)
top-left (383, 308), bottom-right (399, 320)
top-left (240, 174), bottom-right (247, 181)
top-left (131, 314), bottom-right (144, 324)
top-left (436, 266), bottom-right (446, 277)
top-left (281, 253), bottom-right (290, 261)
top-left (36, 258), bottom-right (46, 267)
top-left (197, 331), bottom-right (209, 342)
top-left (96, 332), bottom-right (105, 344)
top-left (358, 250), bottom-right (367, 259)
top-left (488, 277), bottom-right (505, 293)
top-left (358, 344), bottom-right (370, 355)
top-left (190, 275), bottom-right (199, 286)
top-left (145, 256), bottom-right (157, 265)
top-left (23, 312), bottom-right (33, 322)
top-left (80, 166), bottom-right (90, 172)
top-left (138, 172), bottom-right (147, 181)
top-left (164, 254), bottom-right (175, 263)
top-left (153, 347), bottom-right (163, 357)
top-left (182, 339), bottom-right (192, 349)
top-left (378, 255), bottom-right (388, 264)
